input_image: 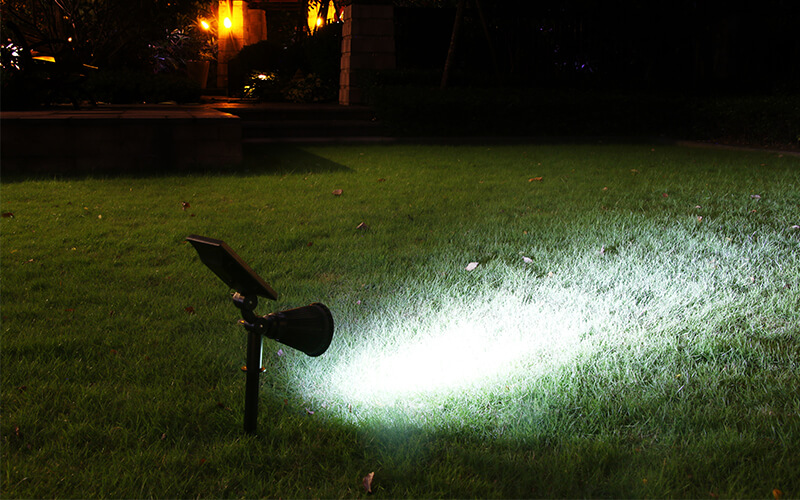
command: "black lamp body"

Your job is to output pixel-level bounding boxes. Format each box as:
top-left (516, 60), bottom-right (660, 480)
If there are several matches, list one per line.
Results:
top-left (187, 235), bottom-right (334, 435)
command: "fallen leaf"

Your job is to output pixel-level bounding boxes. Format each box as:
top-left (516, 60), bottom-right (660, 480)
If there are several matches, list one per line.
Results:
top-left (356, 222), bottom-right (370, 231)
top-left (332, 189), bottom-right (343, 196)
top-left (184, 306), bottom-right (195, 314)
top-left (528, 177), bottom-right (543, 182)
top-left (363, 472), bottom-right (375, 494)
top-left (630, 169), bottom-right (639, 174)
top-left (602, 186), bottom-right (609, 191)
top-left (662, 193), bottom-right (669, 198)
top-left (277, 348), bottom-right (284, 357)
top-left (377, 178), bottom-right (386, 182)
top-left (773, 489), bottom-right (783, 500)
top-left (522, 256), bottom-right (533, 263)
top-left (465, 262), bottom-right (479, 271)
top-left (307, 241), bottom-right (314, 247)
top-left (1, 212), bottom-right (14, 218)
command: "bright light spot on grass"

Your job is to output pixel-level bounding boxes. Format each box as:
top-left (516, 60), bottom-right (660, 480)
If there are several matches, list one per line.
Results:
top-left (289, 275), bottom-right (608, 425)
top-left (327, 292), bottom-right (589, 407)
top-left (286, 219), bottom-right (799, 428)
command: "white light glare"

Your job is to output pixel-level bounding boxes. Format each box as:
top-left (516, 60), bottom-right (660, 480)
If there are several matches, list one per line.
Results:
top-left (314, 287), bottom-right (596, 410)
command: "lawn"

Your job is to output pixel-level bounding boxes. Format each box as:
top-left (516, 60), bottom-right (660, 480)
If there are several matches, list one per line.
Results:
top-left (2, 143), bottom-right (799, 498)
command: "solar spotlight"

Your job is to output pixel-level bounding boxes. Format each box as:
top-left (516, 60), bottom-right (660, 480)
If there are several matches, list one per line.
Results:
top-left (186, 235), bottom-right (334, 434)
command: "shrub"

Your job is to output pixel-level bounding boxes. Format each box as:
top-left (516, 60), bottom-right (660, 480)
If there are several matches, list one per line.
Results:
top-left (241, 71), bottom-right (282, 101)
top-left (227, 23), bottom-right (341, 102)
top-left (227, 40), bottom-right (301, 98)
top-left (283, 72), bottom-right (336, 103)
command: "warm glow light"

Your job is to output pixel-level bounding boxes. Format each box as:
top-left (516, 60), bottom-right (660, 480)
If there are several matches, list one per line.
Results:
top-left (308, 0), bottom-right (337, 33)
top-left (223, 17), bottom-right (232, 29)
top-left (200, 19), bottom-right (210, 30)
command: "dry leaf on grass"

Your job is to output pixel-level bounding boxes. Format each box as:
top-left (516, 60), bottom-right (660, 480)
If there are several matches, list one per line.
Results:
top-left (465, 262), bottom-right (479, 271)
top-left (362, 471), bottom-right (374, 493)
top-left (332, 189), bottom-right (343, 196)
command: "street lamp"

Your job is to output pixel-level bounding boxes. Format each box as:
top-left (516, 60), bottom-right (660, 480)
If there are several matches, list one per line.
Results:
top-left (186, 235), bottom-right (334, 435)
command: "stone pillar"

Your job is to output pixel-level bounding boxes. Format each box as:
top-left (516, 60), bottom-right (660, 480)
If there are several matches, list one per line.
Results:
top-left (339, 1), bottom-right (395, 106)
top-left (217, 0), bottom-right (267, 90)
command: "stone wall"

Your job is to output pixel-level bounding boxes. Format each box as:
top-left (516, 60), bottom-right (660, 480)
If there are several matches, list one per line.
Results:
top-left (339, 2), bottom-right (396, 106)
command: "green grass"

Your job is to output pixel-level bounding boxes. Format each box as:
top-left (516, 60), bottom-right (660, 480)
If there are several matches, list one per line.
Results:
top-left (2, 143), bottom-right (799, 498)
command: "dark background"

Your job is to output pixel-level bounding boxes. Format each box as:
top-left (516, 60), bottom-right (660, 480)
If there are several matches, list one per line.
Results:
top-left (395, 0), bottom-right (800, 94)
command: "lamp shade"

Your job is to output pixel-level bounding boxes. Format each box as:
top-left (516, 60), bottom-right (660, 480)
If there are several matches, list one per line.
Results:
top-left (266, 303), bottom-right (334, 357)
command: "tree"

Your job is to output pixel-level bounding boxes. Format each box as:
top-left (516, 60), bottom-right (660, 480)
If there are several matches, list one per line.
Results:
top-left (440, 0), bottom-right (497, 88)
top-left (1, 0), bottom-right (212, 70)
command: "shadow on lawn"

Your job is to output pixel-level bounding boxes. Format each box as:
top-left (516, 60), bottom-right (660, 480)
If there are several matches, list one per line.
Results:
top-left (240, 144), bottom-right (353, 175)
top-left (0, 144), bottom-right (352, 183)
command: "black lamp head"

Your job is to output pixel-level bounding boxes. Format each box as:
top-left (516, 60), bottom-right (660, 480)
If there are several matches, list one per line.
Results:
top-left (186, 234), bottom-right (334, 357)
top-left (265, 302), bottom-right (334, 357)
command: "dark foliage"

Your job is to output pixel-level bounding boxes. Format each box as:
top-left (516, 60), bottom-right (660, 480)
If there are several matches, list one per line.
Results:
top-left (366, 82), bottom-right (800, 149)
top-left (394, 0), bottom-right (800, 93)
top-left (227, 22), bottom-right (341, 102)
